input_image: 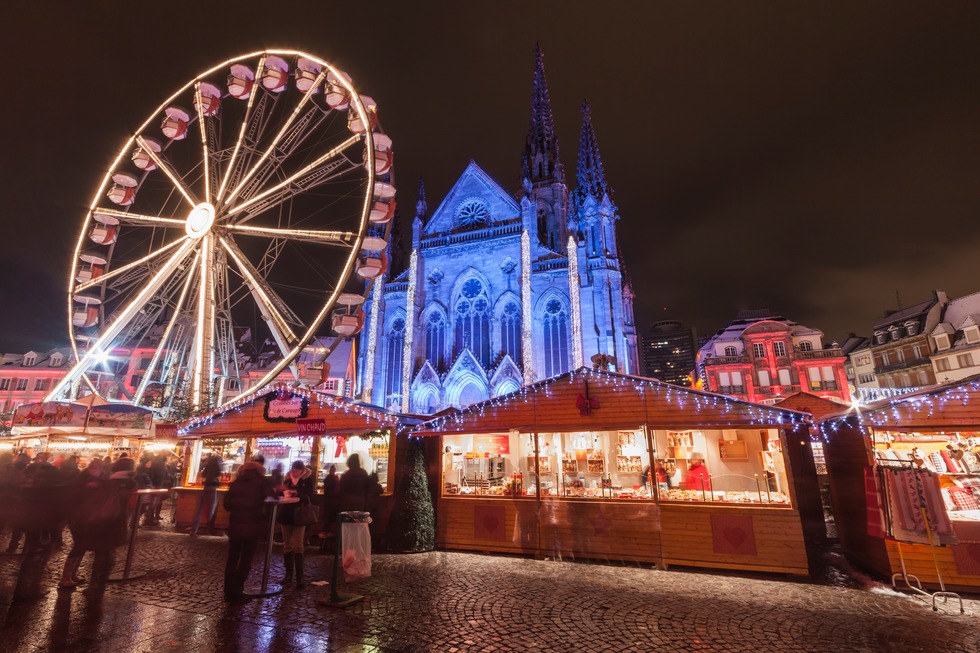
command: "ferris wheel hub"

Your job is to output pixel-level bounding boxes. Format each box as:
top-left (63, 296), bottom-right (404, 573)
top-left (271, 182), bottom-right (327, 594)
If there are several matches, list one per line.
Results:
top-left (185, 202), bottom-right (216, 239)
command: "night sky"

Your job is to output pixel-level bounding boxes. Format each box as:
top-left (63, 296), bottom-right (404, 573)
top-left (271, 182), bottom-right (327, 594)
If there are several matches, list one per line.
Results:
top-left (2, 2), bottom-right (979, 353)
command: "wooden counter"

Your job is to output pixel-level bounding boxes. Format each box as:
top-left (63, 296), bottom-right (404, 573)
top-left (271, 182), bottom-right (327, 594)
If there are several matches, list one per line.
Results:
top-left (437, 496), bottom-right (808, 575)
top-left (173, 487), bottom-right (231, 532)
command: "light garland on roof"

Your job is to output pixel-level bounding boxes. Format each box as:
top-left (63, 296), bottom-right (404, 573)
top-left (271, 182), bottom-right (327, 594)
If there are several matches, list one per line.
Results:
top-left (414, 367), bottom-right (808, 433)
top-left (818, 379), bottom-right (980, 441)
top-left (180, 382), bottom-right (400, 435)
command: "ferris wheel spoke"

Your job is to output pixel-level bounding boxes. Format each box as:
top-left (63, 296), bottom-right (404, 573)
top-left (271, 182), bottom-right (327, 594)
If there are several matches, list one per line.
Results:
top-left (193, 83), bottom-right (213, 204)
top-left (74, 237), bottom-right (189, 293)
top-left (218, 236), bottom-right (304, 335)
top-left (222, 70), bottom-right (328, 209)
top-left (225, 134), bottom-right (363, 221)
top-left (135, 135), bottom-right (198, 208)
top-left (216, 55), bottom-right (267, 205)
top-left (222, 223), bottom-right (358, 247)
top-left (133, 249), bottom-right (201, 405)
top-left (92, 207), bottom-right (186, 228)
top-left (50, 239), bottom-right (198, 402)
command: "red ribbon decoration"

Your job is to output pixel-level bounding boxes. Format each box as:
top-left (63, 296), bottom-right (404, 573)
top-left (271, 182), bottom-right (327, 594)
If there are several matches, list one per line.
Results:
top-left (576, 380), bottom-right (599, 416)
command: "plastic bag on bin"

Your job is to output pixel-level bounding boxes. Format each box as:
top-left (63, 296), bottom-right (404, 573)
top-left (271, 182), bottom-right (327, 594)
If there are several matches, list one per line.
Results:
top-left (341, 511), bottom-right (372, 582)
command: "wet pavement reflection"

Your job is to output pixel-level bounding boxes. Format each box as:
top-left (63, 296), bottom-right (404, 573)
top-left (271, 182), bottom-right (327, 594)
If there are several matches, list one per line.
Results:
top-left (1, 527), bottom-right (979, 652)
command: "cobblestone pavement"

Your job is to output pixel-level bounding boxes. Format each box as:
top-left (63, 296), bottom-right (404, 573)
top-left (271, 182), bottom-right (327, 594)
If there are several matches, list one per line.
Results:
top-left (0, 527), bottom-right (978, 653)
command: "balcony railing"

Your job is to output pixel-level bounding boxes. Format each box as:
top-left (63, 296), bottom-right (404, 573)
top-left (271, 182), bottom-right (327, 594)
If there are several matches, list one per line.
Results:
top-left (716, 386), bottom-right (746, 395)
top-left (704, 355), bottom-right (749, 366)
top-left (795, 348), bottom-right (843, 360)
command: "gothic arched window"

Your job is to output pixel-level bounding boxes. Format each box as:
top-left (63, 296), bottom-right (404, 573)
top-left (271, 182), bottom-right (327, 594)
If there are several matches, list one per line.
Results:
top-left (384, 317), bottom-right (405, 402)
top-left (499, 302), bottom-right (522, 364)
top-left (425, 312), bottom-right (446, 371)
top-left (542, 298), bottom-right (569, 378)
top-left (454, 278), bottom-right (491, 368)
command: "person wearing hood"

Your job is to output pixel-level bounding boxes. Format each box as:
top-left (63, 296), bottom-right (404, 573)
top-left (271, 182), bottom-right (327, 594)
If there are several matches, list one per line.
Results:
top-left (277, 460), bottom-right (314, 588)
top-left (222, 460), bottom-right (275, 602)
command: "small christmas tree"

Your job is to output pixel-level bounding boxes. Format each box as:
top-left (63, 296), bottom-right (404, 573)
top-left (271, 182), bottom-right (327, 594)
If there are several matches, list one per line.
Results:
top-left (389, 437), bottom-right (435, 552)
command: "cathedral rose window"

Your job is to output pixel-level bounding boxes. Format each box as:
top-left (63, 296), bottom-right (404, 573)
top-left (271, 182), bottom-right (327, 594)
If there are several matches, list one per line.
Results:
top-left (456, 198), bottom-right (490, 227)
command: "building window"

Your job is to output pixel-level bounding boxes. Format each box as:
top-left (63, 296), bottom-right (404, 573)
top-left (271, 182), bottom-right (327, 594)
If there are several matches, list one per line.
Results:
top-left (384, 317), bottom-right (406, 402)
top-left (936, 358), bottom-right (951, 372)
top-left (918, 370), bottom-right (930, 385)
top-left (0, 379), bottom-right (9, 391)
top-left (23, 355), bottom-right (36, 367)
top-left (859, 373), bottom-right (876, 384)
top-left (50, 354), bottom-right (63, 367)
top-left (542, 299), bottom-right (569, 378)
top-left (935, 334), bottom-right (950, 350)
top-left (808, 368), bottom-right (821, 391)
top-left (880, 352), bottom-right (890, 366)
top-left (896, 349), bottom-right (905, 363)
top-left (772, 341), bottom-right (786, 357)
top-left (454, 279), bottom-right (491, 368)
top-left (499, 302), bottom-right (522, 364)
top-left (912, 345), bottom-right (922, 360)
top-left (752, 343), bottom-right (766, 358)
top-left (906, 322), bottom-right (917, 336)
top-left (875, 332), bottom-right (887, 345)
top-left (226, 378), bottom-right (240, 391)
top-left (758, 370), bottom-right (771, 386)
top-left (15, 379), bottom-right (28, 391)
top-left (778, 368), bottom-right (792, 386)
top-left (455, 198), bottom-right (490, 228)
top-left (957, 352), bottom-right (973, 368)
top-left (723, 346), bottom-right (737, 357)
top-left (425, 312), bottom-right (447, 371)
top-left (799, 341), bottom-right (813, 352)
top-left (34, 379), bottom-right (51, 392)
top-left (966, 327), bottom-right (980, 344)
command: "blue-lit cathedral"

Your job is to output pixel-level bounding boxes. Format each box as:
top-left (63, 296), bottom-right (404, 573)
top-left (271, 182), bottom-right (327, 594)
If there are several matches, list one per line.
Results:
top-left (357, 47), bottom-right (638, 413)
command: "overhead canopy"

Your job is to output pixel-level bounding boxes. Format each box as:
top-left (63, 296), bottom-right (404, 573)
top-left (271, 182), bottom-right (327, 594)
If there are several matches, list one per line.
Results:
top-left (10, 400), bottom-right (153, 437)
top-left (414, 368), bottom-right (810, 435)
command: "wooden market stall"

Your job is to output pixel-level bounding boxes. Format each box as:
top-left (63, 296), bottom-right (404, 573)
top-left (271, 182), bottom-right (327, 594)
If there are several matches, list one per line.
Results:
top-left (175, 384), bottom-right (403, 534)
top-left (820, 377), bottom-right (980, 592)
top-left (413, 368), bottom-right (825, 576)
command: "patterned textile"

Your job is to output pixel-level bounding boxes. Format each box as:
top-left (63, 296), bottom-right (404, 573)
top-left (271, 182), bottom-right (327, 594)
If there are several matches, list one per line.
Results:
top-left (949, 487), bottom-right (980, 512)
top-left (929, 451), bottom-right (947, 473)
top-left (956, 477), bottom-right (980, 497)
top-left (940, 450), bottom-right (961, 474)
top-left (882, 468), bottom-right (957, 545)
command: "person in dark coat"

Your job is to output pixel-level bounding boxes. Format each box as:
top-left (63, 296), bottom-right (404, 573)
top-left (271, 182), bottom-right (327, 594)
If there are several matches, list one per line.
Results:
top-left (277, 460), bottom-right (315, 587)
top-left (3, 453), bottom-right (30, 554)
top-left (58, 457), bottom-right (135, 594)
top-left (223, 460), bottom-right (274, 602)
top-left (339, 453), bottom-right (370, 512)
top-left (191, 454), bottom-right (222, 536)
top-left (320, 464), bottom-right (340, 533)
top-left (149, 453), bottom-right (169, 523)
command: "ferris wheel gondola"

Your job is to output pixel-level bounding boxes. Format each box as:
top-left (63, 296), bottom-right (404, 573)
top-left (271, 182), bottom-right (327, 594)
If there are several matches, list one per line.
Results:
top-left (49, 49), bottom-right (395, 415)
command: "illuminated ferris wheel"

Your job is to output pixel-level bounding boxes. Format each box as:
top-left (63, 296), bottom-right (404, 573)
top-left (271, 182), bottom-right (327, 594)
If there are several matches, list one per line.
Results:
top-left (48, 50), bottom-right (395, 413)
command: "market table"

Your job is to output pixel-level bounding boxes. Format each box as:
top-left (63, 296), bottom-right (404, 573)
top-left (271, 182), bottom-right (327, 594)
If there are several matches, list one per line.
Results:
top-left (245, 496), bottom-right (299, 597)
top-left (109, 488), bottom-right (171, 582)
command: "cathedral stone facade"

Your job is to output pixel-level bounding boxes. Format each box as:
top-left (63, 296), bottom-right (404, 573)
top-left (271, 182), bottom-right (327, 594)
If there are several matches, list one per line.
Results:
top-left (357, 47), bottom-right (638, 413)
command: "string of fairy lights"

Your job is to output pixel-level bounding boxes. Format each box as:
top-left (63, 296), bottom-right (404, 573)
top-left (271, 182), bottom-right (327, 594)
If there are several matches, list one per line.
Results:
top-left (568, 234), bottom-right (584, 369)
top-left (179, 382), bottom-right (400, 435)
top-left (818, 378), bottom-right (980, 440)
top-left (414, 366), bottom-right (810, 433)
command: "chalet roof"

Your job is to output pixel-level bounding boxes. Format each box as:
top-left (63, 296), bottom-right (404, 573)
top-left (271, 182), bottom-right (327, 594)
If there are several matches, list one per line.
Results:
top-left (819, 373), bottom-right (980, 433)
top-left (416, 367), bottom-right (810, 434)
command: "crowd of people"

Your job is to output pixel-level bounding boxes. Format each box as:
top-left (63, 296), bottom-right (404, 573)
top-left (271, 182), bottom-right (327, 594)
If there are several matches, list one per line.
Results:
top-left (0, 449), bottom-right (180, 597)
top-left (0, 447), bottom-right (383, 604)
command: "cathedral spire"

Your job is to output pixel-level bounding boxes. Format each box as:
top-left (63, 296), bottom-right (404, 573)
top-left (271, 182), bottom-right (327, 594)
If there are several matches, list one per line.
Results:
top-left (572, 99), bottom-right (610, 207)
top-left (521, 43), bottom-right (564, 186)
top-left (415, 176), bottom-right (428, 222)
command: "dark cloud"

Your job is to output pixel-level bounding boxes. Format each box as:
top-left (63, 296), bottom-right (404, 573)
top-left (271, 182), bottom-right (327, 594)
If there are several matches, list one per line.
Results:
top-left (1, 2), bottom-right (978, 351)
